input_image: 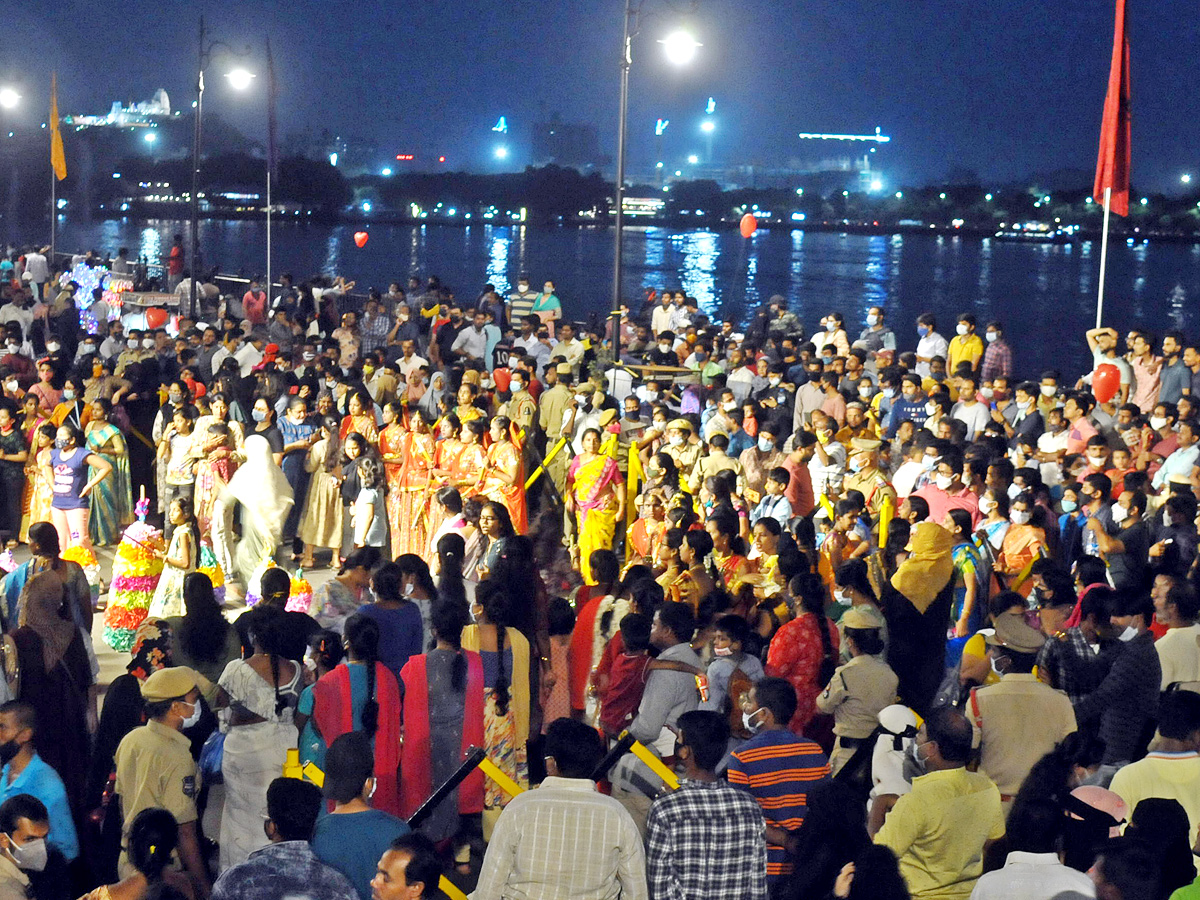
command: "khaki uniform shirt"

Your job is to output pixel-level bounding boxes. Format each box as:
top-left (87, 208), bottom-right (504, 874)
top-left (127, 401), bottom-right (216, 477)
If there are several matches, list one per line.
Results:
top-left (538, 385), bottom-right (572, 440)
top-left (505, 390), bottom-right (538, 434)
top-left (843, 467), bottom-right (897, 518)
top-left (688, 451), bottom-right (739, 493)
top-left (665, 441), bottom-right (702, 483)
top-left (817, 653), bottom-right (899, 738)
top-left (968, 673), bottom-right (1076, 800)
top-left (114, 719), bottom-right (199, 836)
top-left (0, 855), bottom-right (28, 900)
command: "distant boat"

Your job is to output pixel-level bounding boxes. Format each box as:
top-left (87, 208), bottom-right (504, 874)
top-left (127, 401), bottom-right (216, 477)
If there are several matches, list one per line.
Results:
top-left (993, 222), bottom-right (1074, 244)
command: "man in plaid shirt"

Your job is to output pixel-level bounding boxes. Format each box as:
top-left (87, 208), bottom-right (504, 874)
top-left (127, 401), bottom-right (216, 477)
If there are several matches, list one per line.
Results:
top-left (645, 711), bottom-right (767, 900)
top-left (980, 320), bottom-right (1013, 383)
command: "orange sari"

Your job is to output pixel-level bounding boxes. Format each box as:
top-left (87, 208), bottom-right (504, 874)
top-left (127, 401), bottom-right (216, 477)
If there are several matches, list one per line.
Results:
top-left (397, 431), bottom-right (436, 557)
top-left (379, 423), bottom-right (407, 558)
top-left (479, 439), bottom-right (527, 533)
top-left (340, 412), bottom-right (379, 445)
top-left (454, 442), bottom-right (488, 496)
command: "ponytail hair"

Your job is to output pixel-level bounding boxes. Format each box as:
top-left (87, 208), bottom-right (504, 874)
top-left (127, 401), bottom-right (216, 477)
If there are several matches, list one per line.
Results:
top-left (476, 581), bottom-right (513, 716)
top-left (344, 613), bottom-right (381, 737)
top-left (432, 600), bottom-right (470, 693)
top-left (436, 533), bottom-right (467, 606)
top-left (683, 528), bottom-right (719, 583)
top-left (247, 608), bottom-right (288, 717)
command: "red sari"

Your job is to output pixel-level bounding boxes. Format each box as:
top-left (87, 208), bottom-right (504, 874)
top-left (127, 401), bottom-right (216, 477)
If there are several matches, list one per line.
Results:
top-left (398, 651), bottom-right (485, 818)
top-left (479, 439), bottom-right (526, 533)
top-left (378, 423), bottom-right (407, 558)
top-left (766, 613), bottom-right (840, 734)
top-left (397, 431), bottom-right (436, 557)
top-left (312, 662), bottom-right (404, 816)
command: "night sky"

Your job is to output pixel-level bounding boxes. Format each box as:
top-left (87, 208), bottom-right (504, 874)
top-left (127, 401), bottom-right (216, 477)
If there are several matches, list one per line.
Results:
top-left (7, 0), bottom-right (1198, 190)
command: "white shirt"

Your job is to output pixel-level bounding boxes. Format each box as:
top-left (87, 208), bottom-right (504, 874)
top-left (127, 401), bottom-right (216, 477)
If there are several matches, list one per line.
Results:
top-left (397, 354), bottom-right (429, 382)
top-left (23, 252), bottom-right (48, 282)
top-left (952, 401), bottom-right (992, 442)
top-left (969, 851), bottom-right (1095, 900)
top-left (234, 343), bottom-right (263, 378)
top-left (0, 304), bottom-right (33, 343)
top-left (473, 776), bottom-right (648, 900)
top-left (892, 459), bottom-right (926, 498)
top-left (451, 326), bottom-right (488, 360)
top-left (809, 440), bottom-right (847, 499)
top-left (650, 305), bottom-right (674, 337)
top-left (1155, 623), bottom-right (1200, 690)
top-left (1036, 428), bottom-right (1070, 485)
top-left (916, 331), bottom-right (949, 378)
top-left (550, 337), bottom-right (584, 373)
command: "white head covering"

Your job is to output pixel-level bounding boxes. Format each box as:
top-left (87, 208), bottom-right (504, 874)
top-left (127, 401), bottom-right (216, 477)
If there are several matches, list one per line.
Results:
top-left (223, 435), bottom-right (293, 577)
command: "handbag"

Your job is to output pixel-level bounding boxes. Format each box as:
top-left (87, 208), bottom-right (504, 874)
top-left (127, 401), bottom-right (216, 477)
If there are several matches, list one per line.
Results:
top-left (198, 729), bottom-right (226, 784)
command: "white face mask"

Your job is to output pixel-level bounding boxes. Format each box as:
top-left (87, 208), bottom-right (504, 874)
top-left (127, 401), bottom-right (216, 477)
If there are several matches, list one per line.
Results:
top-left (1111, 504), bottom-right (1128, 524)
top-left (46, 341), bottom-right (59, 352)
top-left (934, 474), bottom-right (954, 490)
top-left (1007, 482), bottom-right (1022, 500)
top-left (142, 339), bottom-right (156, 349)
top-left (866, 314), bottom-right (879, 327)
top-left (986, 332), bottom-right (998, 343)
top-left (1011, 510), bottom-right (1031, 525)
top-left (925, 402), bottom-right (937, 415)
top-left (859, 386), bottom-right (873, 398)
top-left (1164, 509), bottom-right (1174, 528)
top-left (179, 699), bottom-right (202, 730)
top-left (722, 400), bottom-right (737, 411)
top-left (980, 387), bottom-right (994, 399)
top-left (659, 343), bottom-right (671, 353)
top-left (5, 835), bottom-right (47, 872)
top-left (668, 434), bottom-right (685, 447)
top-left (713, 645), bottom-right (733, 657)
top-left (768, 376), bottom-right (782, 387)
top-left (825, 321), bottom-right (836, 332)
top-left (978, 498), bottom-right (996, 515)
top-left (1117, 625), bottom-right (1138, 642)
top-left (742, 708), bottom-right (764, 734)
top-left (757, 437), bottom-right (774, 453)
top-left (834, 588), bottom-right (850, 605)
top-left (956, 323), bottom-right (969, 336)
top-left (1040, 385), bottom-right (1056, 397)
top-left (1150, 416), bottom-right (1168, 430)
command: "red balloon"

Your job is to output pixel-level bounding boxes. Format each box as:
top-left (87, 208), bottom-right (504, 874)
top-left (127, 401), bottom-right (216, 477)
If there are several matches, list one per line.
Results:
top-left (146, 307), bottom-right (168, 329)
top-left (739, 213), bottom-right (758, 238)
top-left (353, 231), bottom-right (369, 248)
top-left (1093, 363), bottom-right (1121, 404)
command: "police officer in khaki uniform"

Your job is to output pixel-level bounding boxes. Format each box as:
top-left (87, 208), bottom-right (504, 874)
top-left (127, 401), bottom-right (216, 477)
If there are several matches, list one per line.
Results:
top-left (501, 370), bottom-right (538, 437)
top-left (969, 613), bottom-right (1077, 808)
top-left (688, 431), bottom-right (741, 494)
top-left (663, 418), bottom-right (702, 480)
top-left (113, 667), bottom-right (210, 893)
top-left (816, 606), bottom-right (899, 774)
top-left (538, 362), bottom-right (574, 494)
top-left (842, 436), bottom-right (896, 521)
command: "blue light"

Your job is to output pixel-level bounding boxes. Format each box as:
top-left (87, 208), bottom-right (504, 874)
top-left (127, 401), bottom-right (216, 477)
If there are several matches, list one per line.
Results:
top-left (361, 201), bottom-right (372, 213)
top-left (381, 167), bottom-right (393, 177)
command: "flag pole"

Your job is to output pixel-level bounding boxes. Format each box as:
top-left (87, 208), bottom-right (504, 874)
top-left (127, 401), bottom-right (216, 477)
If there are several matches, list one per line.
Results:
top-left (49, 169), bottom-right (56, 260)
top-left (1096, 186), bottom-right (1112, 329)
top-left (266, 168), bottom-right (272, 299)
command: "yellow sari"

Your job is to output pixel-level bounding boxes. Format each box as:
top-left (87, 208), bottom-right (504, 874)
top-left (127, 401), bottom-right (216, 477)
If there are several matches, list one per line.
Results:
top-left (568, 453), bottom-right (621, 582)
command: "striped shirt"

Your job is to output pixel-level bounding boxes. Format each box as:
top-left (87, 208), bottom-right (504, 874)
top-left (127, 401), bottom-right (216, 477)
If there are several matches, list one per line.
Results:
top-left (728, 728), bottom-right (831, 879)
top-left (473, 776), bottom-right (647, 900)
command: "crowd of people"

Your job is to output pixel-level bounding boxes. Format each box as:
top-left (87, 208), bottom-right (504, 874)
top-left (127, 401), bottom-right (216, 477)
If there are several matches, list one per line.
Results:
top-left (1, 243), bottom-right (1200, 899)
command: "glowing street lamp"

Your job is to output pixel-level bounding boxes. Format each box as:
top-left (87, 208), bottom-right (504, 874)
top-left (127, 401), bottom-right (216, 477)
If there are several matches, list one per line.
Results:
top-left (225, 68), bottom-right (256, 91)
top-left (1183, 173), bottom-right (1193, 185)
top-left (687, 154), bottom-right (699, 165)
top-left (0, 88), bottom-right (19, 110)
top-left (494, 146), bottom-right (509, 160)
top-left (143, 131), bottom-right (158, 144)
top-left (659, 31), bottom-right (701, 65)
top-left (700, 120), bottom-right (715, 133)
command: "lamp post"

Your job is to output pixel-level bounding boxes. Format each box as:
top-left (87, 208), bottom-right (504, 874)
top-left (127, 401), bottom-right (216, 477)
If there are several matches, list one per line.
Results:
top-left (189, 16), bottom-right (251, 319)
top-left (610, 5), bottom-right (698, 362)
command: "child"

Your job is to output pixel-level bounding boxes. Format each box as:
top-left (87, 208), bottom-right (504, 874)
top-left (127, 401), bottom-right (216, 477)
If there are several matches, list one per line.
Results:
top-left (749, 467), bottom-right (793, 530)
top-left (1105, 447), bottom-right (1135, 501)
top-left (541, 597), bottom-right (574, 728)
top-left (295, 630), bottom-right (345, 767)
top-left (703, 614), bottom-right (764, 738)
top-left (598, 613), bottom-right (653, 739)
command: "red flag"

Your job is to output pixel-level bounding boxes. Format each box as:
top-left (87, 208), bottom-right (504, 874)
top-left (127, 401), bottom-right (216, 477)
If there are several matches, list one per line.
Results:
top-left (1093, 0), bottom-right (1130, 217)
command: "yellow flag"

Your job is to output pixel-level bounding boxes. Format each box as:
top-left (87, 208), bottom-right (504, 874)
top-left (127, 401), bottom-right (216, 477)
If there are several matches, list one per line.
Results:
top-left (50, 73), bottom-right (66, 181)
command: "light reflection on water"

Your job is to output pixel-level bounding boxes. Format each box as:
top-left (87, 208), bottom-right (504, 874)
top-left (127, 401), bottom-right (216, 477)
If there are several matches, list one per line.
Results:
top-left (53, 216), bottom-right (1200, 377)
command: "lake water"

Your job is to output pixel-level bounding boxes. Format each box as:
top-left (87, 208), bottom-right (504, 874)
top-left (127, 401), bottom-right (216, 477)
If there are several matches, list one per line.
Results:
top-left (53, 217), bottom-right (1200, 380)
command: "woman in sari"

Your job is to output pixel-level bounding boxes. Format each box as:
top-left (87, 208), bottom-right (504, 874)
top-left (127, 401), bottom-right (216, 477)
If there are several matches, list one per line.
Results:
top-left (299, 416), bottom-right (343, 568)
top-left (399, 599), bottom-right (484, 843)
top-left (945, 508), bottom-right (988, 638)
top-left (566, 428), bottom-right (626, 583)
top-left (530, 280), bottom-right (562, 339)
top-left (454, 383), bottom-right (485, 425)
top-left (192, 421), bottom-right (237, 540)
top-left (433, 413), bottom-right (464, 483)
top-left (85, 399), bottom-right (132, 546)
top-left (220, 435), bottom-right (293, 584)
top-left (378, 401), bottom-right (407, 558)
top-left (19, 423), bottom-right (55, 544)
top-left (214, 606), bottom-right (302, 870)
top-left (479, 415), bottom-right (526, 534)
top-left (706, 507), bottom-right (752, 593)
top-left (339, 389), bottom-right (378, 446)
top-left (995, 491), bottom-right (1046, 597)
top-left (462, 581), bottom-right (529, 839)
top-left (396, 412), bottom-right (437, 558)
top-left (50, 375), bottom-right (89, 430)
top-left (452, 419), bottom-right (488, 496)
top-left (279, 397), bottom-right (318, 553)
top-left (765, 573), bottom-right (840, 734)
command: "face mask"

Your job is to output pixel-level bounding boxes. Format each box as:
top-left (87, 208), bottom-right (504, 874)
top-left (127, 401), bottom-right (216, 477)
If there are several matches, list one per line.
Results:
top-left (127, 338), bottom-right (139, 349)
top-left (54, 438), bottom-right (68, 450)
top-left (252, 409), bottom-right (267, 423)
top-left (834, 588), bottom-right (851, 605)
top-left (742, 709), bottom-right (764, 735)
top-left (713, 645), bottom-right (733, 658)
top-left (510, 380), bottom-right (523, 393)
top-left (1040, 385), bottom-right (1056, 397)
top-left (768, 376), bottom-right (781, 387)
top-left (469, 604), bottom-right (481, 624)
top-left (986, 332), bottom-right (998, 343)
top-left (907, 740), bottom-right (928, 775)
top-left (659, 343), bottom-right (671, 353)
top-left (825, 321), bottom-right (836, 333)
top-left (923, 456), bottom-right (938, 471)
top-left (917, 325), bottom-right (929, 337)
top-left (179, 700), bottom-right (202, 730)
top-left (990, 655), bottom-right (1006, 678)
top-left (142, 339), bottom-right (155, 349)
top-left (46, 342), bottom-right (59, 353)
top-left (168, 391), bottom-right (183, 404)
top-left (934, 474), bottom-right (954, 490)
top-left (1007, 482), bottom-right (1022, 500)
top-left (978, 498), bottom-right (996, 515)
top-left (0, 740), bottom-right (18, 766)
top-left (518, 283), bottom-right (529, 292)
top-left (6, 836), bottom-right (47, 873)
top-left (1111, 504), bottom-right (1128, 524)
top-left (1150, 416), bottom-right (1168, 430)
top-left (4, 380), bottom-right (17, 392)
top-left (61, 388), bottom-right (76, 402)
top-left (821, 355), bottom-right (833, 365)
top-left (925, 402), bottom-right (937, 415)
top-left (849, 457), bottom-right (864, 473)
top-left (882, 387), bottom-right (896, 399)
top-left (867, 314), bottom-right (879, 327)
top-left (1061, 499), bottom-right (1078, 513)
top-left (1018, 397), bottom-right (1033, 409)
top-left (1011, 510), bottom-right (1031, 525)
top-left (956, 323), bottom-right (969, 336)
top-left (4, 343), bottom-right (17, 354)
top-left (325, 379), bottom-right (337, 389)
top-left (757, 437), bottom-right (773, 453)
top-left (1117, 625), bottom-right (1138, 642)
top-left (669, 434), bottom-right (685, 447)
top-left (302, 351), bottom-right (315, 361)
top-left (981, 387), bottom-right (994, 399)
top-left (857, 386), bottom-right (873, 398)
top-left (722, 400), bottom-right (737, 412)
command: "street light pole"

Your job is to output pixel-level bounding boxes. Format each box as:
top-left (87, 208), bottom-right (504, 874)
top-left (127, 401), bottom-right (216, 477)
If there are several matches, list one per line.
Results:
top-left (189, 15), bottom-right (206, 320)
top-left (610, 0), bottom-right (635, 365)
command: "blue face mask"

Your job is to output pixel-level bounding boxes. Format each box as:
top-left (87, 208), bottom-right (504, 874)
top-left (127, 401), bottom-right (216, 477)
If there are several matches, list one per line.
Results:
top-left (918, 326), bottom-right (930, 337)
top-left (1061, 499), bottom-right (1077, 513)
top-left (252, 409), bottom-right (267, 423)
